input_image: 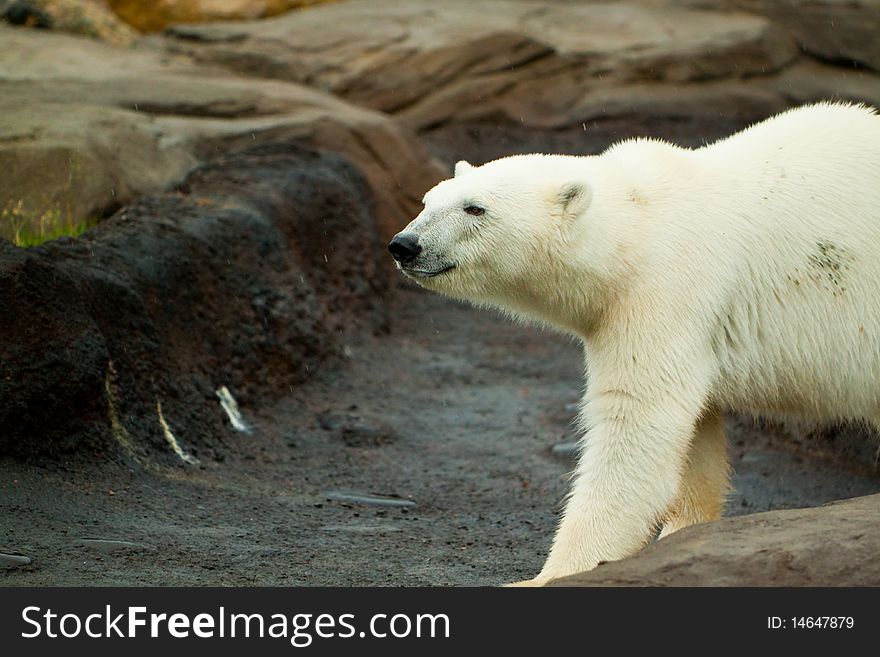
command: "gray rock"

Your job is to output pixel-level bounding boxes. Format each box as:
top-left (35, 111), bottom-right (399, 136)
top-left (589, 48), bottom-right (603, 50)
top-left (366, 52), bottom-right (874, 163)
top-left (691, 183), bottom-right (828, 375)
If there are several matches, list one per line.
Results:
top-left (77, 539), bottom-right (155, 552)
top-left (324, 491), bottom-right (416, 508)
top-left (320, 524), bottom-right (402, 533)
top-left (551, 441), bottom-right (579, 459)
top-left (0, 553), bottom-right (31, 568)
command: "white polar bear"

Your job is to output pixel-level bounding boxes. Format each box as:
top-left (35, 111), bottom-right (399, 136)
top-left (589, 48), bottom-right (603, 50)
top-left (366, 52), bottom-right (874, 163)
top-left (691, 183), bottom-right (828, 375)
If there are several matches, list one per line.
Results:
top-left (388, 102), bottom-right (880, 586)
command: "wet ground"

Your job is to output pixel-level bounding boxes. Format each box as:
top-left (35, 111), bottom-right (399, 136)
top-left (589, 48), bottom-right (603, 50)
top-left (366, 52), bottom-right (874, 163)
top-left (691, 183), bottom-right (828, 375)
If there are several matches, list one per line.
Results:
top-left (3, 284), bottom-right (880, 586)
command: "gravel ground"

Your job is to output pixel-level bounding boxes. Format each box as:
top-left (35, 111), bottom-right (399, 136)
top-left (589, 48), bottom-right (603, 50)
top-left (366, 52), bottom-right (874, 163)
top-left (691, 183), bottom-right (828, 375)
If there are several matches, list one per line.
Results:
top-left (3, 284), bottom-right (880, 585)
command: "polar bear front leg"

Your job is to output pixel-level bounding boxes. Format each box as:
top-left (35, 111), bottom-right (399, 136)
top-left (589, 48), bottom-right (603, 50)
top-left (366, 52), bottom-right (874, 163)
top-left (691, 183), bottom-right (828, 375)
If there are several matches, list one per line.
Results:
top-left (516, 354), bottom-right (711, 586)
top-left (659, 410), bottom-right (730, 539)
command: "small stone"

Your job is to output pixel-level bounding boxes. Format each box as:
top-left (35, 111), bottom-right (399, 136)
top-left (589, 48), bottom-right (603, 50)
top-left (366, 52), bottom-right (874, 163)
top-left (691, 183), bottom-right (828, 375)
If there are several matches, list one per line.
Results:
top-left (77, 539), bottom-right (154, 552)
top-left (551, 441), bottom-right (580, 459)
top-left (0, 553), bottom-right (31, 569)
top-left (320, 524), bottom-right (401, 534)
top-left (324, 491), bottom-right (416, 508)
top-left (317, 410), bottom-right (397, 447)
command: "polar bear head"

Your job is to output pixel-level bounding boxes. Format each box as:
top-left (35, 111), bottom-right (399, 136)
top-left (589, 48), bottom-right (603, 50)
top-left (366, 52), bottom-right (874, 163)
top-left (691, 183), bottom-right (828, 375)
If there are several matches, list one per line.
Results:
top-left (388, 155), bottom-right (598, 325)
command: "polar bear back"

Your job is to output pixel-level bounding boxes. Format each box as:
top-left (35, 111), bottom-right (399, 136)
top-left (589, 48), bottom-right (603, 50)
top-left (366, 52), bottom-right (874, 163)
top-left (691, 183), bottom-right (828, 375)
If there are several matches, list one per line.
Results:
top-left (623, 103), bottom-right (880, 425)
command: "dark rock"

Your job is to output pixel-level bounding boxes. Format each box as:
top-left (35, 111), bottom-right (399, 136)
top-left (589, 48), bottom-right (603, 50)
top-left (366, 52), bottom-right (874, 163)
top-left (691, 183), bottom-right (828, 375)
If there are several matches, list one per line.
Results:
top-left (1, 1), bottom-right (51, 27)
top-left (0, 142), bottom-right (389, 463)
top-left (0, 0), bottom-right (137, 44)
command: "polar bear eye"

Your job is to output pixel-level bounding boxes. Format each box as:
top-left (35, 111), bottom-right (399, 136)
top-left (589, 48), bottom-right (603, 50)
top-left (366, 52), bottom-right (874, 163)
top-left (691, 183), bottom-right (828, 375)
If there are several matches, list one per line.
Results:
top-left (464, 205), bottom-right (485, 216)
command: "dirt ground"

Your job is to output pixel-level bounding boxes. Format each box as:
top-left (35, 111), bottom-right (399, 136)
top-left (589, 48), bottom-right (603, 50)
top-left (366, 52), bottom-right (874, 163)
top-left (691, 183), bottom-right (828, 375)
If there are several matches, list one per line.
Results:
top-left (3, 282), bottom-right (880, 586)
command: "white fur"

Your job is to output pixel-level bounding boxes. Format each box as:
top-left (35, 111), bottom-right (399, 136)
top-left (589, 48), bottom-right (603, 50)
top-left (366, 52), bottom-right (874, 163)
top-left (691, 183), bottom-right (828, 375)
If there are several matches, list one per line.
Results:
top-left (394, 102), bottom-right (880, 585)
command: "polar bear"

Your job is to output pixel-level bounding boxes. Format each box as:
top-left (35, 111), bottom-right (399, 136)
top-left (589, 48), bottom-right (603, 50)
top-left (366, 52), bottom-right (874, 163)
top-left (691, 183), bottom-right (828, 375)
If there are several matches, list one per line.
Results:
top-left (388, 102), bottom-right (880, 586)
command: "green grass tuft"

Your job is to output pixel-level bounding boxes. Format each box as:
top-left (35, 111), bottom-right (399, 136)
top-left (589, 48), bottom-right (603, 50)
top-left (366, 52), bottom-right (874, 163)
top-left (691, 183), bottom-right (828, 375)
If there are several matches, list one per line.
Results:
top-left (2, 201), bottom-right (97, 248)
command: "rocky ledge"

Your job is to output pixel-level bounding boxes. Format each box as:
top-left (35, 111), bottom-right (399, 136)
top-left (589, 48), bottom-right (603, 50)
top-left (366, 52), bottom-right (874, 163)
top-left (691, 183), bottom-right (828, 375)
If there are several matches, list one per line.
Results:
top-left (0, 142), bottom-right (389, 464)
top-left (159, 0), bottom-right (880, 136)
top-left (0, 25), bottom-right (445, 242)
top-left (551, 492), bottom-right (880, 586)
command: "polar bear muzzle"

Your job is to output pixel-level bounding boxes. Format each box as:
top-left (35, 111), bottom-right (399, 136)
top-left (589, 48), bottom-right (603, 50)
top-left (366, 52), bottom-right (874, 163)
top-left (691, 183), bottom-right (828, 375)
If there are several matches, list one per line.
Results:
top-left (388, 231), bottom-right (456, 279)
top-left (387, 233), bottom-right (422, 264)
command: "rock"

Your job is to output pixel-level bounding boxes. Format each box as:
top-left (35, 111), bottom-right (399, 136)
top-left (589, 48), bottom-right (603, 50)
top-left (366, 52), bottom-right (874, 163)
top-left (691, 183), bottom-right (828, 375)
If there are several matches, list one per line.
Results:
top-left (106, 0), bottom-right (333, 33)
top-left (0, 101), bottom-right (197, 244)
top-left (681, 0), bottom-right (880, 72)
top-left (324, 491), bottom-right (416, 508)
top-left (1, 0), bottom-right (50, 26)
top-left (0, 26), bottom-right (445, 243)
top-left (320, 524), bottom-right (402, 533)
top-left (216, 386), bottom-right (251, 433)
top-left (157, 0), bottom-right (880, 165)
top-left (549, 493), bottom-right (880, 586)
top-left (551, 441), bottom-right (579, 459)
top-left (1, 0), bottom-right (137, 45)
top-left (78, 538), bottom-right (154, 551)
top-left (157, 0), bottom-right (803, 132)
top-left (769, 60), bottom-right (880, 108)
top-left (0, 553), bottom-right (32, 568)
top-left (317, 409), bottom-right (398, 447)
top-left (0, 142), bottom-right (391, 461)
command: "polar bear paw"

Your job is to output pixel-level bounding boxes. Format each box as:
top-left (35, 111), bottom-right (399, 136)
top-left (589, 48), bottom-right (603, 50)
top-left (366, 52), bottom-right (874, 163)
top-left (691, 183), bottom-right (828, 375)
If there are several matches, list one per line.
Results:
top-left (504, 577), bottom-right (549, 587)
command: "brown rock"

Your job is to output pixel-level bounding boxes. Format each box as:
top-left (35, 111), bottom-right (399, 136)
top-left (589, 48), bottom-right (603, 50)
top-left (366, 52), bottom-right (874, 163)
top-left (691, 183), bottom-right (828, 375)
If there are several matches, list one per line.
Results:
top-left (157, 0), bottom-right (880, 147)
top-left (549, 493), bottom-right (880, 586)
top-left (0, 102), bottom-right (197, 243)
top-left (0, 26), bottom-right (444, 243)
top-left (158, 0), bottom-right (801, 131)
top-left (106, 0), bottom-right (333, 33)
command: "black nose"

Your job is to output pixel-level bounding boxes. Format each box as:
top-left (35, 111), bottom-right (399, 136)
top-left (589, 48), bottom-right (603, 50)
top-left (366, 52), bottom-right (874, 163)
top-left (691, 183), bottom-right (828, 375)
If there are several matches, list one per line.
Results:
top-left (388, 233), bottom-right (422, 264)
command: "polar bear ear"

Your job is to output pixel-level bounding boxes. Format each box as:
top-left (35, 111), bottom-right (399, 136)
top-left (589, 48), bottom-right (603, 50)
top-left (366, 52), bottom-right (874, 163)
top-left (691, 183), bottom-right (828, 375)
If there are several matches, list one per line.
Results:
top-left (556, 181), bottom-right (592, 220)
top-left (454, 160), bottom-right (474, 177)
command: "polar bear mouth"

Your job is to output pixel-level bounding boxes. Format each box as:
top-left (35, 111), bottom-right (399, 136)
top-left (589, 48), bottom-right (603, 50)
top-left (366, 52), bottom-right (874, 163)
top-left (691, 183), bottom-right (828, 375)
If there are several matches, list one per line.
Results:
top-left (400, 264), bottom-right (456, 278)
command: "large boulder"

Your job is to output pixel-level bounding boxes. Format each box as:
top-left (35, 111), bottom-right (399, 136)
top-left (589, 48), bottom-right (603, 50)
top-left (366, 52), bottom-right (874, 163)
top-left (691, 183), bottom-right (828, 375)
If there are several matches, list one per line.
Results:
top-left (158, 0), bottom-right (797, 129)
top-left (0, 141), bottom-right (389, 463)
top-left (157, 0), bottom-right (880, 141)
top-left (0, 25), bottom-right (445, 242)
top-left (550, 492), bottom-right (880, 586)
